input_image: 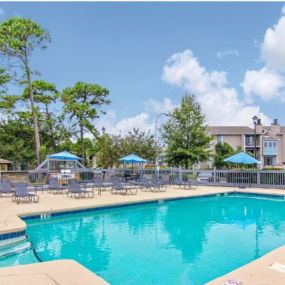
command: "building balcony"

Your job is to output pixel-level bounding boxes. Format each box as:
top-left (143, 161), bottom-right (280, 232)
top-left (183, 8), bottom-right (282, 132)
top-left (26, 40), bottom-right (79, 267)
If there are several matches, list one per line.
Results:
top-left (263, 148), bottom-right (277, 156)
top-left (245, 144), bottom-right (260, 148)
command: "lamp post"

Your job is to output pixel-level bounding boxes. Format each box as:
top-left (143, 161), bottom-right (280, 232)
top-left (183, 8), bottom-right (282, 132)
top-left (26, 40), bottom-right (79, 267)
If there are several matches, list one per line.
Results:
top-left (252, 116), bottom-right (259, 159)
top-left (155, 113), bottom-right (169, 178)
top-left (102, 126), bottom-right (106, 178)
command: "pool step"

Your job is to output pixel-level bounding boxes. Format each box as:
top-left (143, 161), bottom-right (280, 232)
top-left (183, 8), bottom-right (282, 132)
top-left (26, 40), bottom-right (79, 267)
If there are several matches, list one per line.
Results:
top-left (0, 235), bottom-right (27, 249)
top-left (0, 238), bottom-right (32, 259)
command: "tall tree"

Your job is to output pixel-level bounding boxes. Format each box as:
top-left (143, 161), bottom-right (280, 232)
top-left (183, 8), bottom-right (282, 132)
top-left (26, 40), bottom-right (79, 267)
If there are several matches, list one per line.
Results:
top-left (0, 17), bottom-right (50, 164)
top-left (22, 80), bottom-right (59, 151)
top-left (162, 95), bottom-right (211, 169)
top-left (0, 67), bottom-right (17, 115)
top-left (62, 81), bottom-right (110, 163)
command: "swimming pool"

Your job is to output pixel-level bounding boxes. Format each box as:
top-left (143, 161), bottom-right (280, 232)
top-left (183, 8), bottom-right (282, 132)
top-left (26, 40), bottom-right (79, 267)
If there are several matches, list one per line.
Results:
top-left (21, 194), bottom-right (285, 284)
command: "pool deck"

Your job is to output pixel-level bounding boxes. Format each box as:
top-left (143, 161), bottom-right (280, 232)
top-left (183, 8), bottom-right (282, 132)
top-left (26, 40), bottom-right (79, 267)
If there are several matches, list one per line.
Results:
top-left (1, 185), bottom-right (285, 284)
top-left (0, 259), bottom-right (107, 285)
top-left (208, 245), bottom-right (285, 285)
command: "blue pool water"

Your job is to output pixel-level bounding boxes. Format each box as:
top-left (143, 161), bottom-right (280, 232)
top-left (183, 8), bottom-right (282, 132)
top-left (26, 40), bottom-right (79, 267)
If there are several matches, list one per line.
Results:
top-left (22, 194), bottom-right (285, 284)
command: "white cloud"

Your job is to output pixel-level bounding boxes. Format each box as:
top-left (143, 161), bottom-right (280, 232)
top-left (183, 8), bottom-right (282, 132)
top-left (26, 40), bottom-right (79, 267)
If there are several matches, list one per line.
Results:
top-left (95, 98), bottom-right (176, 135)
top-left (162, 49), bottom-right (270, 126)
top-left (0, 8), bottom-right (4, 16)
top-left (241, 8), bottom-right (285, 102)
top-left (144, 97), bottom-right (177, 114)
top-left (262, 13), bottom-right (285, 70)
top-left (242, 67), bottom-right (285, 101)
top-left (216, 49), bottom-right (239, 59)
top-left (96, 111), bottom-right (153, 135)
top-left (282, 5), bottom-right (285, 14)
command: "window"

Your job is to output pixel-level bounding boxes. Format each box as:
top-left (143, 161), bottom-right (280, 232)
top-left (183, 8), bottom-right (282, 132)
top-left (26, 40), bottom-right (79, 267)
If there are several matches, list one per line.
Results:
top-left (245, 135), bottom-right (254, 146)
top-left (272, 142), bottom-right (276, 148)
top-left (264, 140), bottom-right (277, 149)
top-left (217, 135), bottom-right (224, 143)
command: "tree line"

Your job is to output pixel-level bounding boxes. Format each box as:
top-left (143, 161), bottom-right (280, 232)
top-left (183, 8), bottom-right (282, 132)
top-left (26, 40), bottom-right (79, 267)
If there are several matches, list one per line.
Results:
top-left (0, 16), bottom-right (223, 170)
top-left (0, 17), bottom-right (110, 167)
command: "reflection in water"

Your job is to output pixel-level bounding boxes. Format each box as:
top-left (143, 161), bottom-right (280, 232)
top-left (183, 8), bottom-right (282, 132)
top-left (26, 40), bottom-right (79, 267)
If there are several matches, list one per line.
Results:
top-left (27, 195), bottom-right (285, 285)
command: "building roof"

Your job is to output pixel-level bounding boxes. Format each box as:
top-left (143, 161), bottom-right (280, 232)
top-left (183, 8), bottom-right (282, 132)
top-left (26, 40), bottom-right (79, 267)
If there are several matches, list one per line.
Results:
top-left (208, 126), bottom-right (254, 135)
top-left (260, 126), bottom-right (285, 135)
top-left (0, 158), bottom-right (12, 164)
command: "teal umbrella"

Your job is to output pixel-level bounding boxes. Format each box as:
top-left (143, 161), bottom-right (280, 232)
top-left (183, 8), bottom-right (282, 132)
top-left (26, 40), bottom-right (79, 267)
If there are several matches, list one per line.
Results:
top-left (48, 151), bottom-right (82, 161)
top-left (119, 154), bottom-right (146, 171)
top-left (119, 154), bottom-right (146, 163)
top-left (224, 152), bottom-right (260, 164)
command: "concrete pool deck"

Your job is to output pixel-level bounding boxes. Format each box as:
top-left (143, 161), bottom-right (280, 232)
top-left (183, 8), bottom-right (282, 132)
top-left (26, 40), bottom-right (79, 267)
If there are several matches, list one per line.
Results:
top-left (1, 185), bottom-right (285, 284)
top-left (0, 260), bottom-right (107, 285)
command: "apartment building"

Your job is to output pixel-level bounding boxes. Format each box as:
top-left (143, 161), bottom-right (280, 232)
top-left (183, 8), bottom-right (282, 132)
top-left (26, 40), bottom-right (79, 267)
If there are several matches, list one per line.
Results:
top-left (209, 119), bottom-right (285, 168)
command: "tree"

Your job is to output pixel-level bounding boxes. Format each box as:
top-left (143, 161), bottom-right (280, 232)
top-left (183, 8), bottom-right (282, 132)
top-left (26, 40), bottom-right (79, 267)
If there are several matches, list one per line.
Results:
top-left (22, 80), bottom-right (60, 152)
top-left (0, 116), bottom-right (35, 167)
top-left (0, 17), bottom-right (50, 164)
top-left (95, 128), bottom-right (160, 168)
top-left (0, 67), bottom-right (18, 114)
top-left (214, 143), bottom-right (243, 169)
top-left (62, 82), bottom-right (110, 163)
top-left (214, 142), bottom-right (234, 169)
top-left (95, 133), bottom-right (118, 168)
top-left (162, 95), bottom-right (211, 169)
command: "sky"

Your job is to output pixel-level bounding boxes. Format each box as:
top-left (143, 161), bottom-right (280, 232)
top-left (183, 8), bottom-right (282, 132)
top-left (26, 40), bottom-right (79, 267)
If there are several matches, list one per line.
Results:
top-left (1, 2), bottom-right (285, 134)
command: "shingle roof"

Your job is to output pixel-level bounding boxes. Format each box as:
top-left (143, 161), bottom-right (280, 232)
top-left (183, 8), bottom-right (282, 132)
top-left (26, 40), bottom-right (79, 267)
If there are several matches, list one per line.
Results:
top-left (0, 158), bottom-right (12, 164)
top-left (208, 126), bottom-right (254, 135)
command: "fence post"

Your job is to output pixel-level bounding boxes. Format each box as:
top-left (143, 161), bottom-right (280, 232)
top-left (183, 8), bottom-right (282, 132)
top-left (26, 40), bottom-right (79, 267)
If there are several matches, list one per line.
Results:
top-left (257, 170), bottom-right (260, 186)
top-left (213, 168), bottom-right (216, 184)
top-left (108, 168), bottom-right (111, 180)
top-left (179, 166), bottom-right (182, 180)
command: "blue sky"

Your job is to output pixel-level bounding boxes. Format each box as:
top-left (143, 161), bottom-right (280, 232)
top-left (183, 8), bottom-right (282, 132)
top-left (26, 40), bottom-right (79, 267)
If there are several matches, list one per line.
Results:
top-left (1, 2), bottom-right (285, 133)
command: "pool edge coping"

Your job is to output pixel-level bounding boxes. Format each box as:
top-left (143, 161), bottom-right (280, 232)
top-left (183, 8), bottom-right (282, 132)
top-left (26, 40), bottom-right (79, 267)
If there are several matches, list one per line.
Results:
top-left (2, 188), bottom-right (285, 239)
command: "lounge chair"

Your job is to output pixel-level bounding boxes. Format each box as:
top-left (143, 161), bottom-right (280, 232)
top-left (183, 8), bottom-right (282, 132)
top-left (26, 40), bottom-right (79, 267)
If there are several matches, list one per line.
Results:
top-left (67, 180), bottom-right (94, 198)
top-left (137, 177), bottom-right (154, 192)
top-left (12, 182), bottom-right (39, 204)
top-left (151, 179), bottom-right (167, 192)
top-left (174, 178), bottom-right (197, 190)
top-left (0, 180), bottom-right (15, 197)
top-left (48, 177), bottom-right (67, 194)
top-left (137, 177), bottom-right (167, 192)
top-left (111, 181), bottom-right (137, 195)
top-left (83, 178), bottom-right (105, 195)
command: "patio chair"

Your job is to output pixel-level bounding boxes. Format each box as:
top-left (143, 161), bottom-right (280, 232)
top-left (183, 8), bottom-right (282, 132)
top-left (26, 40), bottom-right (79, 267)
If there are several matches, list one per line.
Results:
top-left (111, 181), bottom-right (137, 195)
top-left (174, 178), bottom-right (198, 190)
top-left (151, 179), bottom-right (167, 192)
top-left (0, 180), bottom-right (15, 197)
top-left (12, 182), bottom-right (39, 204)
top-left (137, 177), bottom-right (153, 192)
top-left (67, 180), bottom-right (94, 198)
top-left (48, 177), bottom-right (67, 194)
top-left (92, 178), bottom-right (109, 195)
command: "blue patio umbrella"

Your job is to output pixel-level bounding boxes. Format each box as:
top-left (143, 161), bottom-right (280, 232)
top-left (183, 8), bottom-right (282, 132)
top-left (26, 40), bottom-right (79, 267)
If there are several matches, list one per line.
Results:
top-left (224, 152), bottom-right (260, 165)
top-left (119, 154), bottom-right (146, 171)
top-left (48, 151), bottom-right (82, 161)
top-left (119, 154), bottom-right (146, 163)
